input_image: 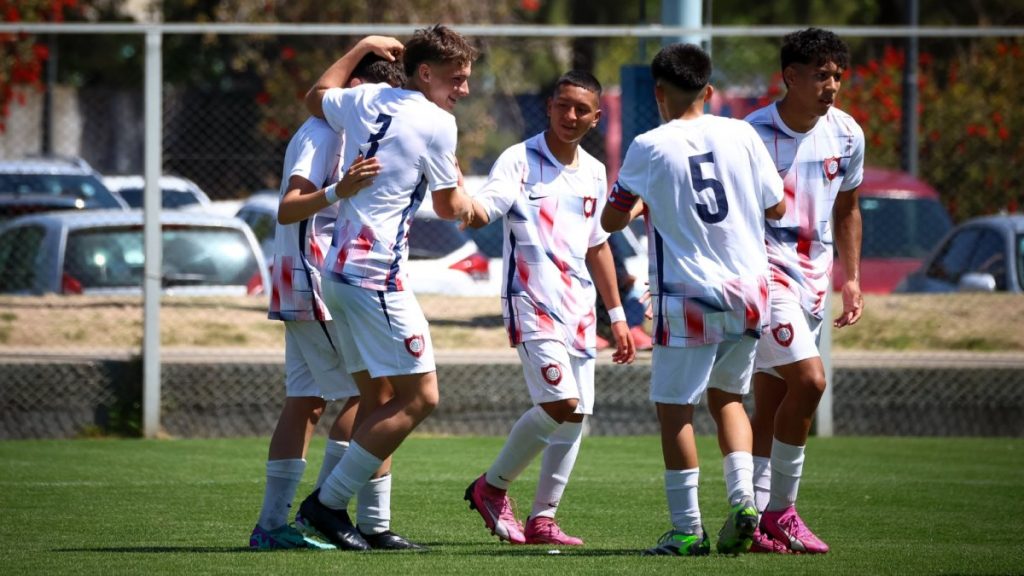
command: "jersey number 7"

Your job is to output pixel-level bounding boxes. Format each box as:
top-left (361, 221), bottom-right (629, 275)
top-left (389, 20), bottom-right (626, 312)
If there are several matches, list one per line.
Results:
top-left (689, 151), bottom-right (729, 224)
top-left (361, 113), bottom-right (393, 159)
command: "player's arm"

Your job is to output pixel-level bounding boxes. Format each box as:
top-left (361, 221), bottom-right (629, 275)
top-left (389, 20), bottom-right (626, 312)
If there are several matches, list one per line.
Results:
top-left (278, 155), bottom-right (381, 225)
top-left (832, 186), bottom-right (864, 328)
top-left (432, 185), bottom-right (477, 228)
top-left (587, 241), bottom-right (636, 365)
top-left (765, 199), bottom-right (786, 220)
top-left (601, 183), bottom-right (640, 233)
top-left (305, 35), bottom-right (403, 119)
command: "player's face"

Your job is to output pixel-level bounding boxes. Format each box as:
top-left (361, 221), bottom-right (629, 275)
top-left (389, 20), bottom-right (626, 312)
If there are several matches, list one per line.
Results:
top-left (547, 84), bottom-right (601, 145)
top-left (421, 60), bottom-right (472, 112)
top-left (786, 60), bottom-right (843, 117)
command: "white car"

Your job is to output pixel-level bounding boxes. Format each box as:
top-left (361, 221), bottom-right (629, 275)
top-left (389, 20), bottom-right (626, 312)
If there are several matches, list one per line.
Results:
top-left (234, 190), bottom-right (494, 296)
top-left (103, 174), bottom-right (212, 210)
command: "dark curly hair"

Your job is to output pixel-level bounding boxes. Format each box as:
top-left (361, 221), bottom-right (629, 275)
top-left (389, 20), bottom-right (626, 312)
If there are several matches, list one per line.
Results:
top-left (552, 70), bottom-right (602, 98)
top-left (780, 27), bottom-right (850, 72)
top-left (403, 24), bottom-right (479, 79)
top-left (352, 53), bottom-right (406, 88)
top-left (651, 43), bottom-right (712, 93)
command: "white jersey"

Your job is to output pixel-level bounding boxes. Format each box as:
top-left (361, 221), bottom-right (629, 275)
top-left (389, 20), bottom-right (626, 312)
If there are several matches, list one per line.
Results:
top-left (268, 117), bottom-right (342, 322)
top-left (611, 115), bottom-right (784, 348)
top-left (473, 133), bottom-right (609, 358)
top-left (745, 103), bottom-right (865, 317)
top-left (320, 83), bottom-right (461, 292)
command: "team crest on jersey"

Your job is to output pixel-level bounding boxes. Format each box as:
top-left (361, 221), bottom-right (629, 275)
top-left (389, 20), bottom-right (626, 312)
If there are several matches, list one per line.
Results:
top-left (541, 363), bottom-right (563, 386)
top-left (772, 323), bottom-right (794, 347)
top-left (582, 196), bottom-right (597, 217)
top-left (404, 335), bottom-right (426, 358)
top-left (823, 156), bottom-right (841, 181)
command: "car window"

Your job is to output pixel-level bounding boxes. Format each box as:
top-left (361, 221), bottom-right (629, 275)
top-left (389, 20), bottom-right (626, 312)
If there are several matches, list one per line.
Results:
top-left (967, 229), bottom-right (1007, 291)
top-left (1017, 234), bottom-right (1024, 291)
top-left (860, 197), bottom-right (953, 259)
top-left (926, 228), bottom-right (981, 283)
top-left (408, 218), bottom-right (469, 260)
top-left (237, 208), bottom-right (275, 245)
top-left (0, 225), bottom-right (45, 292)
top-left (116, 188), bottom-right (202, 209)
top-left (63, 226), bottom-right (260, 289)
top-left (0, 173), bottom-right (123, 209)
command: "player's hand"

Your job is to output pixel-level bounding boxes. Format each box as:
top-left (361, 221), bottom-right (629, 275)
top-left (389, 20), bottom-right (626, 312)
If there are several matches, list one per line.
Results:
top-left (337, 154), bottom-right (381, 199)
top-left (833, 280), bottom-right (863, 328)
top-left (639, 287), bottom-right (653, 320)
top-left (455, 200), bottom-right (475, 231)
top-left (359, 36), bottom-right (404, 61)
top-left (609, 320), bottom-right (636, 364)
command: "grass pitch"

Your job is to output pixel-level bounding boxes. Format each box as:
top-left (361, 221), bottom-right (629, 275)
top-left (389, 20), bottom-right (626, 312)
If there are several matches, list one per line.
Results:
top-left (1, 435), bottom-right (1022, 575)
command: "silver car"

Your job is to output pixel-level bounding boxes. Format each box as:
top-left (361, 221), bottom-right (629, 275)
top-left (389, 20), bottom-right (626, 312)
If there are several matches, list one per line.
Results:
top-left (102, 174), bottom-right (213, 210)
top-left (0, 209), bottom-right (270, 296)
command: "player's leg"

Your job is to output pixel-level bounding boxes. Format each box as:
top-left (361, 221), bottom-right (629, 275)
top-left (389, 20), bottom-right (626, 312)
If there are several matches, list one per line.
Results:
top-left (754, 295), bottom-right (829, 553)
top-left (250, 323), bottom-right (328, 550)
top-left (466, 340), bottom-right (576, 544)
top-left (706, 337), bottom-right (759, 554)
top-left (643, 345), bottom-right (712, 557)
top-left (525, 353), bottom-right (593, 546)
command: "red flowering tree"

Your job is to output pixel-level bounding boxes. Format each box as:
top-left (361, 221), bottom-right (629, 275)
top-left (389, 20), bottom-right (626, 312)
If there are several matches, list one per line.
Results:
top-left (0, 0), bottom-right (80, 132)
top-left (840, 39), bottom-right (1023, 220)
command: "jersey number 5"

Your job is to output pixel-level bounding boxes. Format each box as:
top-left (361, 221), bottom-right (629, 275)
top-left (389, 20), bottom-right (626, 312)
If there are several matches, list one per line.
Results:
top-left (361, 113), bottom-right (393, 159)
top-left (688, 151), bottom-right (729, 224)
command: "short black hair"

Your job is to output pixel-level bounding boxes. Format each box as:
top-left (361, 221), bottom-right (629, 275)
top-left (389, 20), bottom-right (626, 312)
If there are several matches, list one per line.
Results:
top-left (352, 53), bottom-right (406, 87)
top-left (552, 70), bottom-right (602, 98)
top-left (651, 43), bottom-right (711, 93)
top-left (781, 27), bottom-right (850, 72)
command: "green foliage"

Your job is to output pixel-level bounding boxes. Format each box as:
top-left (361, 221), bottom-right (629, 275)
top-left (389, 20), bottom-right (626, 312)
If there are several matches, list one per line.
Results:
top-left (1, 436), bottom-right (1022, 574)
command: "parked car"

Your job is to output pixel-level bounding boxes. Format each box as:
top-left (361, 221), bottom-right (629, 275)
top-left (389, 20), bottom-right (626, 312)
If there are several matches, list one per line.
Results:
top-left (0, 209), bottom-right (270, 296)
top-left (894, 213), bottom-right (1024, 294)
top-left (832, 167), bottom-right (954, 293)
top-left (234, 189), bottom-right (493, 296)
top-left (0, 156), bottom-right (127, 223)
top-left (102, 174), bottom-right (212, 210)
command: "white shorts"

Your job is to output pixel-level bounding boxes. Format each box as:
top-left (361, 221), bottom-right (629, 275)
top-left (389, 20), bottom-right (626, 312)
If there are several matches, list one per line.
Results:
top-left (517, 339), bottom-right (595, 415)
top-left (650, 337), bottom-right (758, 405)
top-left (284, 321), bottom-right (358, 401)
top-left (321, 280), bottom-right (436, 379)
top-left (755, 288), bottom-right (823, 376)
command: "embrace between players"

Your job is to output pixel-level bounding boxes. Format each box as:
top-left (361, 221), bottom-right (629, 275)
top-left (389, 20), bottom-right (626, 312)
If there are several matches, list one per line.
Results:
top-left (249, 24), bottom-right (864, 557)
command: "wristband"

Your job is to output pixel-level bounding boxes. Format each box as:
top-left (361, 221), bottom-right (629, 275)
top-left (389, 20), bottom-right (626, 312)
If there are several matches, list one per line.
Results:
top-left (323, 183), bottom-right (340, 204)
top-left (608, 306), bottom-right (626, 324)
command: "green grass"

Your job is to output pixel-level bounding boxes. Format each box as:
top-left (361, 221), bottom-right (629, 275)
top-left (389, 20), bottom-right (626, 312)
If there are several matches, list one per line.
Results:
top-left (2, 436), bottom-right (1022, 575)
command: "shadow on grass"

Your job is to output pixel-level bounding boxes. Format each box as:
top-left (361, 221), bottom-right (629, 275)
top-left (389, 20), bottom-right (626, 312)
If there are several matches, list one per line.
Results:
top-left (55, 544), bottom-right (645, 557)
top-left (54, 546), bottom-right (253, 554)
top-left (428, 314), bottom-right (503, 328)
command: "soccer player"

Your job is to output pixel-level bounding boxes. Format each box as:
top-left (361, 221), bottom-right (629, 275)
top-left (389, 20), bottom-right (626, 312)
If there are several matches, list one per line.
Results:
top-left (294, 26), bottom-right (479, 551)
top-left (249, 50), bottom-right (414, 551)
top-left (745, 28), bottom-right (865, 555)
top-left (461, 71), bottom-right (636, 546)
top-left (601, 43), bottom-right (785, 556)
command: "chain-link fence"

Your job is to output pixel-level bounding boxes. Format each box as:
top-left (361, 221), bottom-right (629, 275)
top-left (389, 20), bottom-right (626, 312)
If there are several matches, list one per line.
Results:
top-left (1, 24), bottom-right (1023, 438)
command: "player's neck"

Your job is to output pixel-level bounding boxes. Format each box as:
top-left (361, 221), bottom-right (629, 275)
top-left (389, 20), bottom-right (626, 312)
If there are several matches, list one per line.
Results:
top-left (543, 130), bottom-right (579, 168)
top-left (776, 98), bottom-right (821, 133)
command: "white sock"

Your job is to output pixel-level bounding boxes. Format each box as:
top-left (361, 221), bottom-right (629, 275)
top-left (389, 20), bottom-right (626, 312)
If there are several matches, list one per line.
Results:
top-left (258, 458), bottom-right (306, 530)
top-left (320, 441), bottom-right (382, 511)
top-left (665, 468), bottom-right (701, 534)
top-left (531, 420), bottom-right (584, 519)
top-left (767, 439), bottom-right (805, 512)
top-left (752, 455), bottom-right (772, 513)
top-left (356, 474), bottom-right (392, 535)
top-left (486, 405), bottom-right (561, 490)
top-left (316, 440), bottom-right (349, 490)
top-left (722, 451), bottom-right (754, 506)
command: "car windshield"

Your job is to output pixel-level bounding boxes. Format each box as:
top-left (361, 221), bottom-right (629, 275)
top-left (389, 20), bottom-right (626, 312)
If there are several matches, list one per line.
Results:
top-left (0, 173), bottom-right (123, 209)
top-left (407, 218), bottom-right (469, 259)
top-left (860, 196), bottom-right (953, 258)
top-left (115, 188), bottom-right (202, 209)
top-left (64, 225), bottom-right (260, 288)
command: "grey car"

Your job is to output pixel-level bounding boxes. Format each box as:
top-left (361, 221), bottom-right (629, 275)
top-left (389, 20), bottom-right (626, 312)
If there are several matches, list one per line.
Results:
top-left (0, 209), bottom-right (270, 296)
top-left (895, 213), bottom-right (1024, 293)
top-left (0, 156), bottom-right (127, 223)
top-left (102, 174), bottom-right (213, 210)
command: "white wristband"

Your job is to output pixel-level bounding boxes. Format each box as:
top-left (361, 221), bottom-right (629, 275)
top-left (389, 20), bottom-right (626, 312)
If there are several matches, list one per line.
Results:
top-left (608, 306), bottom-right (626, 324)
top-left (323, 183), bottom-right (340, 204)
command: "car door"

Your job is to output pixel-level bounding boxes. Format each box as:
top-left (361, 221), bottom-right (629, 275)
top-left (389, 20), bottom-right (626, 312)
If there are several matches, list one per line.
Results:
top-left (920, 227), bottom-right (982, 291)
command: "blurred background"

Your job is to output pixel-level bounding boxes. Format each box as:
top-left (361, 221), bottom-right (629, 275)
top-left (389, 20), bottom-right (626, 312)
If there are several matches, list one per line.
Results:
top-left (1, 1), bottom-right (1022, 439)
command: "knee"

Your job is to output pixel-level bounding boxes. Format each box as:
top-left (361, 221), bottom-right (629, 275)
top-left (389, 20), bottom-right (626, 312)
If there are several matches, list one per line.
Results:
top-left (792, 373), bottom-right (827, 399)
top-left (410, 386), bottom-right (439, 419)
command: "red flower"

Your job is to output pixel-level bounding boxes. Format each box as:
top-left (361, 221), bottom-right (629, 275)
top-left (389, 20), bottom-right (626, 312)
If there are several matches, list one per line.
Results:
top-left (998, 127), bottom-right (1009, 141)
top-left (280, 46), bottom-right (296, 61)
top-left (255, 91), bottom-right (270, 105)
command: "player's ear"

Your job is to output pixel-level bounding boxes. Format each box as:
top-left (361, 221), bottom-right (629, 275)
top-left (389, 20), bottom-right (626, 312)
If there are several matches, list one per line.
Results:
top-left (591, 107), bottom-right (602, 128)
top-left (782, 64), bottom-right (797, 88)
top-left (417, 62), bottom-right (432, 85)
top-left (703, 84), bottom-right (715, 103)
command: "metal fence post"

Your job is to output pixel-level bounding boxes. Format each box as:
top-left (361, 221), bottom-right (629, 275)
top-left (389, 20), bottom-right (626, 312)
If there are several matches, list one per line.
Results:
top-left (142, 27), bottom-right (163, 439)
